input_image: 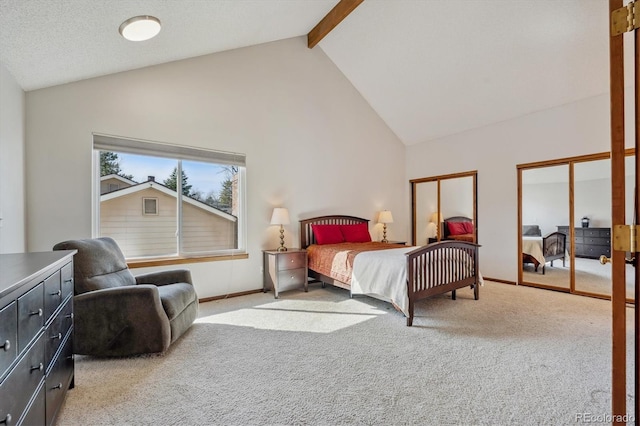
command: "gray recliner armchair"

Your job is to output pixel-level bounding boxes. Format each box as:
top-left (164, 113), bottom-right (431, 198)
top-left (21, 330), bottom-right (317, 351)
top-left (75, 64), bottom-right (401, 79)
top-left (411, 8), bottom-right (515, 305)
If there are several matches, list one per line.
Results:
top-left (53, 237), bottom-right (198, 357)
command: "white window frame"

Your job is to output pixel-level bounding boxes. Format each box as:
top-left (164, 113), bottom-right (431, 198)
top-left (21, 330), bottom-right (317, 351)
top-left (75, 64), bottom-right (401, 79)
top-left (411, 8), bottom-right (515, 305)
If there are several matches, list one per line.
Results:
top-left (142, 197), bottom-right (159, 215)
top-left (92, 133), bottom-right (247, 260)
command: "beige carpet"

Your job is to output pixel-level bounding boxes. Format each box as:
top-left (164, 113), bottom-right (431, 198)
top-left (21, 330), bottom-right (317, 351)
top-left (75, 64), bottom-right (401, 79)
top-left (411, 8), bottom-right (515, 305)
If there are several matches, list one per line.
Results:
top-left (523, 257), bottom-right (636, 299)
top-left (57, 282), bottom-right (635, 425)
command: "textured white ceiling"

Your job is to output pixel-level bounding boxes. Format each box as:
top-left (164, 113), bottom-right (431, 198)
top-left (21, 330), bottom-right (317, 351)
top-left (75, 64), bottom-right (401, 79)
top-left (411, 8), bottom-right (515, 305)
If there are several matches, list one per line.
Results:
top-left (0, 0), bottom-right (618, 146)
top-left (0, 0), bottom-right (339, 90)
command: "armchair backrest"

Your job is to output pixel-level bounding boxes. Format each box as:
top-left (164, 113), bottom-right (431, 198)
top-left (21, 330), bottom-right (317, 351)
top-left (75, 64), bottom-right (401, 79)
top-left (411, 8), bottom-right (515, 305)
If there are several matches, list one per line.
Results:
top-left (53, 237), bottom-right (136, 294)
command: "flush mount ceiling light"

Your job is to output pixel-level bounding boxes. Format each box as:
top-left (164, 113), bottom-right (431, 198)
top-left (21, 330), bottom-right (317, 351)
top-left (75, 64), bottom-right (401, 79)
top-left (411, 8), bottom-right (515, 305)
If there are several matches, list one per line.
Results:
top-left (119, 15), bottom-right (161, 41)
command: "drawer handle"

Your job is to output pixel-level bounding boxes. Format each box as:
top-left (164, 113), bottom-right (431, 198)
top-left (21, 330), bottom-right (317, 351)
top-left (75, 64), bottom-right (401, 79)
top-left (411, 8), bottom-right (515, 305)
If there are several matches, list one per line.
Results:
top-left (0, 340), bottom-right (9, 351)
top-left (29, 308), bottom-right (43, 317)
top-left (64, 278), bottom-right (73, 284)
top-left (50, 290), bottom-right (62, 296)
top-left (66, 313), bottom-right (74, 319)
top-left (51, 332), bottom-right (62, 340)
top-left (30, 362), bottom-right (43, 372)
top-left (51, 382), bottom-right (63, 390)
top-left (0, 413), bottom-right (12, 425)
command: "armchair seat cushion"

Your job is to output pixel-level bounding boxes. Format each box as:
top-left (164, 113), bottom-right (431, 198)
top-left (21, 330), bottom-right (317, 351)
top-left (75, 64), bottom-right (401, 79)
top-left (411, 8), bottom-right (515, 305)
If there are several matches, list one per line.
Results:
top-left (157, 283), bottom-right (198, 320)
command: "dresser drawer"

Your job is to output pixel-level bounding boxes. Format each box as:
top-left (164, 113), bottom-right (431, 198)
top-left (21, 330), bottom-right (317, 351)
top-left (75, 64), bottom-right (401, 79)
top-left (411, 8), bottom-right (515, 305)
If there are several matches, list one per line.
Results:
top-left (584, 245), bottom-right (611, 257)
top-left (0, 302), bottom-right (17, 380)
top-left (45, 298), bottom-right (73, 372)
top-left (277, 268), bottom-right (307, 287)
top-left (46, 335), bottom-right (74, 426)
top-left (44, 269), bottom-right (62, 322)
top-left (277, 252), bottom-right (306, 271)
top-left (61, 262), bottom-right (74, 300)
top-left (18, 283), bottom-right (44, 354)
top-left (584, 237), bottom-right (610, 246)
top-left (583, 228), bottom-right (610, 238)
top-left (21, 382), bottom-right (45, 426)
top-left (0, 333), bottom-right (45, 426)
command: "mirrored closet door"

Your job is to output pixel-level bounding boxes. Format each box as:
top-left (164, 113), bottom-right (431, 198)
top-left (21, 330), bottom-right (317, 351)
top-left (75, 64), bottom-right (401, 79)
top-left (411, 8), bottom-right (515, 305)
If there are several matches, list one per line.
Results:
top-left (520, 165), bottom-right (570, 290)
top-left (518, 151), bottom-right (635, 303)
top-left (411, 171), bottom-right (477, 246)
top-left (573, 158), bottom-right (612, 297)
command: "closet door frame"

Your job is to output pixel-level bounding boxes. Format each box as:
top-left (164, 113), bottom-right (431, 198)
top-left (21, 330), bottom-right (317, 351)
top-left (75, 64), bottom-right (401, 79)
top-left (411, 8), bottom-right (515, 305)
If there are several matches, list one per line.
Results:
top-left (410, 170), bottom-right (477, 247)
top-left (517, 149), bottom-right (635, 302)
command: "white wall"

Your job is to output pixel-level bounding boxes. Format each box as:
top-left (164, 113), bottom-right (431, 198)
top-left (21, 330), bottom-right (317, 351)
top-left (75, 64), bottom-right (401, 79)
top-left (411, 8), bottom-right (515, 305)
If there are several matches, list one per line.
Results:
top-left (0, 63), bottom-right (26, 253)
top-left (407, 93), bottom-right (631, 283)
top-left (24, 37), bottom-right (406, 298)
top-left (522, 181), bottom-right (569, 236)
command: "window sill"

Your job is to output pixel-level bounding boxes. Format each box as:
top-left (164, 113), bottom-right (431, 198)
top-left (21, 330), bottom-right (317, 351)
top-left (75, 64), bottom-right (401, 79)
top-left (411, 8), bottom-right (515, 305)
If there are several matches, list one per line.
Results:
top-left (127, 253), bottom-right (248, 269)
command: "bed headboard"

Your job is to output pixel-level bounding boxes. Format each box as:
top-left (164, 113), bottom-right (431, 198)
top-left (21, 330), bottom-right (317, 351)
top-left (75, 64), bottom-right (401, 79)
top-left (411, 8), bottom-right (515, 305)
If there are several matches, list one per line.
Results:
top-left (299, 215), bottom-right (369, 248)
top-left (442, 216), bottom-right (473, 239)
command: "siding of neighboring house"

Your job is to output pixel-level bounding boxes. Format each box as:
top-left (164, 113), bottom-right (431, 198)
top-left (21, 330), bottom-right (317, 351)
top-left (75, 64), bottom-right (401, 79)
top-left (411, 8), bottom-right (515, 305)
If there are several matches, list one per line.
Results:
top-left (101, 187), bottom-right (235, 257)
top-left (100, 177), bottom-right (132, 195)
top-left (183, 200), bottom-right (236, 252)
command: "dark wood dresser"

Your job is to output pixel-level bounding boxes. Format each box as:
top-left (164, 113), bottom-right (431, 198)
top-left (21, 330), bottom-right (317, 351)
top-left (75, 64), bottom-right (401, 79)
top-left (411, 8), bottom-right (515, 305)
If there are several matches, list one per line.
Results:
top-left (0, 250), bottom-right (76, 426)
top-left (557, 226), bottom-right (611, 259)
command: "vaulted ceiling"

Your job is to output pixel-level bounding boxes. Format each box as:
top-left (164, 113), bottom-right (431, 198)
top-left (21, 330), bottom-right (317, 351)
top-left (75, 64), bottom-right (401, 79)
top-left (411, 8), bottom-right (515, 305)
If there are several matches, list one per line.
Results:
top-left (0, 0), bottom-right (613, 146)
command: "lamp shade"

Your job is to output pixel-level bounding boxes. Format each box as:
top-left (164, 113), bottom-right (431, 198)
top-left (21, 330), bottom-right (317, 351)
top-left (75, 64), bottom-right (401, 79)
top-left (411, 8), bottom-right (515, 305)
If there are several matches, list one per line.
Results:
top-left (429, 212), bottom-right (444, 223)
top-left (270, 208), bottom-right (290, 225)
top-left (378, 210), bottom-right (394, 224)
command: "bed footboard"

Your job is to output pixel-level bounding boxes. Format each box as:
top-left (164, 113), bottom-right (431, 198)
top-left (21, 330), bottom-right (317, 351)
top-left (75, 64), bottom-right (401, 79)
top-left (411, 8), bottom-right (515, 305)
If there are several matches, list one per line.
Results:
top-left (405, 241), bottom-right (480, 326)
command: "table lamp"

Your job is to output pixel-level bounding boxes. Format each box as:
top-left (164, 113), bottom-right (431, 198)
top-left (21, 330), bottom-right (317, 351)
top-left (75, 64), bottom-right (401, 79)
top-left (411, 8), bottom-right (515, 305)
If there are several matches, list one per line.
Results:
top-left (270, 208), bottom-right (290, 251)
top-left (378, 210), bottom-right (394, 243)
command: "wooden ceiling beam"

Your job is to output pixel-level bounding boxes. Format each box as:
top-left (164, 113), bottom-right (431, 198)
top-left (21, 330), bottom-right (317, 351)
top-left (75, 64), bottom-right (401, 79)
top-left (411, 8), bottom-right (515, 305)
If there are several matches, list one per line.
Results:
top-left (307, 0), bottom-right (364, 49)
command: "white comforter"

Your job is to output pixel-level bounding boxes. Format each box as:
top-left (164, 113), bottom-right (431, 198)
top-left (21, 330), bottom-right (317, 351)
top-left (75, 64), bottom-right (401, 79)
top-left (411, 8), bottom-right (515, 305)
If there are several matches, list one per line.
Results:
top-left (350, 246), bottom-right (482, 317)
top-left (350, 246), bottom-right (415, 317)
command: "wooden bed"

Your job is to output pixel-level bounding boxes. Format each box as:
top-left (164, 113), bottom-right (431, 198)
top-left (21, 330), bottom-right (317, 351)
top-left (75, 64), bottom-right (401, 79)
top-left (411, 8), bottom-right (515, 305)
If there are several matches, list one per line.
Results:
top-left (442, 216), bottom-right (476, 243)
top-left (300, 215), bottom-right (481, 326)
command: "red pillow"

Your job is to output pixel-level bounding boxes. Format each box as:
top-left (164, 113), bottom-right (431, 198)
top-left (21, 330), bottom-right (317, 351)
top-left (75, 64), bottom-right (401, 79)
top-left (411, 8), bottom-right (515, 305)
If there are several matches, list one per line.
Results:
top-left (462, 221), bottom-right (474, 234)
top-left (311, 224), bottom-right (344, 245)
top-left (447, 221), bottom-right (467, 236)
top-left (340, 223), bottom-right (372, 243)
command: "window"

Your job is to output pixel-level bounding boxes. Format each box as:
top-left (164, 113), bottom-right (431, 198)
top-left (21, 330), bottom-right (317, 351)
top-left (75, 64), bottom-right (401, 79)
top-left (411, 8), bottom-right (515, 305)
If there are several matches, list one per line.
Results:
top-left (143, 198), bottom-right (158, 215)
top-left (93, 134), bottom-right (246, 260)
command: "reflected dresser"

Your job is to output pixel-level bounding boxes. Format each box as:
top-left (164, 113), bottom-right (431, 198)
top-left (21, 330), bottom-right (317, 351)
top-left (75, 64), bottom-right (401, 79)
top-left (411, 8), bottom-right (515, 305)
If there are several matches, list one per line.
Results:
top-left (0, 250), bottom-right (76, 425)
top-left (557, 226), bottom-right (611, 259)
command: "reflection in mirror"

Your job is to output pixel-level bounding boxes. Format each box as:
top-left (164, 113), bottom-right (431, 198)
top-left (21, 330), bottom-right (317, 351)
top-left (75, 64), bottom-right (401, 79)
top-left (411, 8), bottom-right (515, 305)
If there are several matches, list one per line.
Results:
top-left (625, 155), bottom-right (635, 300)
top-left (521, 165), bottom-right (570, 289)
top-left (573, 159), bottom-right (612, 297)
top-left (415, 181), bottom-right (438, 245)
top-left (411, 172), bottom-right (477, 246)
top-left (441, 176), bottom-right (475, 241)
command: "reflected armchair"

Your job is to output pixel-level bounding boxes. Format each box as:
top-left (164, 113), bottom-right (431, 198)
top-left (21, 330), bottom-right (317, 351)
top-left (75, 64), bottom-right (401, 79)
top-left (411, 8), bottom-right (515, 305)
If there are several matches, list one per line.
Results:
top-left (53, 237), bottom-right (198, 357)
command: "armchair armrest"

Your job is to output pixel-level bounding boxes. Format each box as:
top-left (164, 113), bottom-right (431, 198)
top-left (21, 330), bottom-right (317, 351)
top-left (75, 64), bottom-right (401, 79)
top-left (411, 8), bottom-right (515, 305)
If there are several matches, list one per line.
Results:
top-left (74, 285), bottom-right (171, 356)
top-left (135, 269), bottom-right (193, 286)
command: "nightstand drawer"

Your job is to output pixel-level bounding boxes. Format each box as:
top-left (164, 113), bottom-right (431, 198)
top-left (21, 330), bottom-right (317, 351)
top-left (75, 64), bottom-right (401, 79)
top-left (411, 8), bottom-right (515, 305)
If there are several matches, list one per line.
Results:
top-left (277, 268), bottom-right (306, 287)
top-left (277, 252), bottom-right (306, 271)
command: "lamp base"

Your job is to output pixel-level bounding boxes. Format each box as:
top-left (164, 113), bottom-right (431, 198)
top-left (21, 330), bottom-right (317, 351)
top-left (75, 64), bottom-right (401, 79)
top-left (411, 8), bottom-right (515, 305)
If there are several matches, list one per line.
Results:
top-left (277, 225), bottom-right (287, 251)
top-left (382, 224), bottom-right (388, 243)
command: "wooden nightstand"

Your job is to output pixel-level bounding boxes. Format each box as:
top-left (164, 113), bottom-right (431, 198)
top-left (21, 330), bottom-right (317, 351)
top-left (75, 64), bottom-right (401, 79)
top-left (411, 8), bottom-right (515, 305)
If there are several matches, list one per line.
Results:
top-left (263, 249), bottom-right (308, 298)
top-left (385, 241), bottom-right (406, 245)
